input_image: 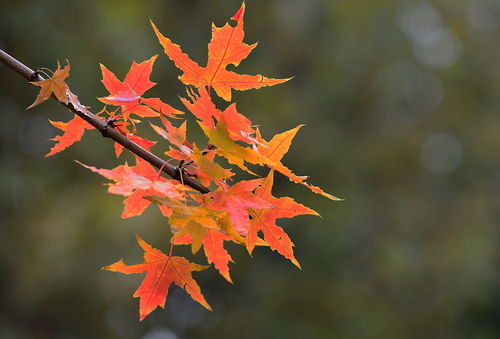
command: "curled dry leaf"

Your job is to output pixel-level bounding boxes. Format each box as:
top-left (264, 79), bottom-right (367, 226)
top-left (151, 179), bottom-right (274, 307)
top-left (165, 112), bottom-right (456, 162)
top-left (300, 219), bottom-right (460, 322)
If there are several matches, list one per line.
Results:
top-left (28, 61), bottom-right (70, 109)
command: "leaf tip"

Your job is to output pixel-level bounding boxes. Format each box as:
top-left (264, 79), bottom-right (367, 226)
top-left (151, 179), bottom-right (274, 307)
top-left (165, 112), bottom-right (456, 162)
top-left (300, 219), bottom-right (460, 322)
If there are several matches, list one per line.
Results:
top-left (281, 76), bottom-right (294, 84)
top-left (150, 54), bottom-right (159, 63)
top-left (151, 20), bottom-right (163, 38)
top-left (26, 101), bottom-right (37, 110)
top-left (292, 258), bottom-right (302, 270)
top-left (101, 259), bottom-right (125, 271)
top-left (232, 2), bottom-right (245, 22)
top-left (139, 309), bottom-right (151, 321)
top-left (326, 194), bottom-right (343, 201)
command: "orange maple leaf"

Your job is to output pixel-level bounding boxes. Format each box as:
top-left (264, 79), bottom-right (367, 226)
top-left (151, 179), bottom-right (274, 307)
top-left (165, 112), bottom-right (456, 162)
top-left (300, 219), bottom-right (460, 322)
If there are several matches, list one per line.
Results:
top-left (147, 195), bottom-right (236, 282)
top-left (150, 116), bottom-right (187, 148)
top-left (202, 229), bottom-right (234, 283)
top-left (27, 62), bottom-right (93, 157)
top-left (257, 126), bottom-right (342, 201)
top-left (248, 170), bottom-right (319, 268)
top-left (199, 117), bottom-right (261, 174)
top-left (27, 61), bottom-right (70, 109)
top-left (152, 3), bottom-right (290, 101)
top-left (189, 144), bottom-right (234, 185)
top-left (46, 115), bottom-right (92, 157)
top-left (103, 235), bottom-right (211, 320)
top-left (173, 226), bottom-right (236, 283)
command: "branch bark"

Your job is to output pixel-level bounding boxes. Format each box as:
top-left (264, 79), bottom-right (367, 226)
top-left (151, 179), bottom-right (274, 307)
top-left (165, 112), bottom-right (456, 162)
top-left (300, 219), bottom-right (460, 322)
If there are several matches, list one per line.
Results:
top-left (0, 49), bottom-right (211, 194)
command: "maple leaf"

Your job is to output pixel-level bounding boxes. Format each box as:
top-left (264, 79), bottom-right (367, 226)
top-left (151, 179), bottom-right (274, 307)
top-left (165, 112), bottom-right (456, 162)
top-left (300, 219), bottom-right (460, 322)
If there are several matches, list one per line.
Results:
top-left (136, 194), bottom-right (236, 282)
top-left (256, 126), bottom-right (342, 201)
top-left (147, 195), bottom-right (220, 233)
top-left (248, 170), bottom-right (319, 268)
top-left (172, 226), bottom-right (235, 283)
top-left (199, 117), bottom-right (261, 174)
top-left (189, 144), bottom-right (234, 185)
top-left (150, 116), bottom-right (187, 148)
top-left (103, 235), bottom-right (211, 320)
top-left (202, 229), bottom-right (234, 283)
top-left (177, 220), bottom-right (208, 255)
top-left (206, 179), bottom-right (272, 235)
top-left (99, 56), bottom-right (182, 120)
top-left (27, 61), bottom-right (70, 109)
top-left (78, 159), bottom-right (184, 218)
top-left (46, 115), bottom-right (93, 157)
top-left (140, 97), bottom-right (184, 117)
top-left (182, 86), bottom-right (256, 144)
top-left (162, 194), bottom-right (245, 273)
top-left (27, 62), bottom-right (94, 157)
top-left (164, 147), bottom-right (188, 162)
top-left (152, 3), bottom-right (290, 101)
top-left (220, 103), bottom-right (254, 143)
top-left (100, 56), bottom-right (156, 100)
top-left (180, 86), bottom-right (221, 129)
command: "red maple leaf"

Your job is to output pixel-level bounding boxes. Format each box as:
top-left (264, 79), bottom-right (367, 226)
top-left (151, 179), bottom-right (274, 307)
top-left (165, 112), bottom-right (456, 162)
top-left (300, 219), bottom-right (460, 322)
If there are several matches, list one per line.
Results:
top-left (150, 116), bottom-right (187, 148)
top-left (152, 3), bottom-right (290, 101)
top-left (99, 56), bottom-right (183, 120)
top-left (78, 157), bottom-right (183, 218)
top-left (103, 235), bottom-right (211, 320)
top-left (180, 86), bottom-right (221, 129)
top-left (182, 86), bottom-right (256, 144)
top-left (205, 179), bottom-right (272, 235)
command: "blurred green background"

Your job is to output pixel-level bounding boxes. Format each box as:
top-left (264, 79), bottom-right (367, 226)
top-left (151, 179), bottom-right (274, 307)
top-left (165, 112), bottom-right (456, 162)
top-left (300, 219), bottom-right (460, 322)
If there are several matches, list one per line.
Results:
top-left (2, 0), bottom-right (500, 338)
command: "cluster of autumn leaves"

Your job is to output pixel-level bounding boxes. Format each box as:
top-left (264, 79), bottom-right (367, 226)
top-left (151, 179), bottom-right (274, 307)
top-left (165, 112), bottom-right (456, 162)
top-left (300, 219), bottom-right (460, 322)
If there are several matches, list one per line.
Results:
top-left (28, 3), bottom-right (339, 320)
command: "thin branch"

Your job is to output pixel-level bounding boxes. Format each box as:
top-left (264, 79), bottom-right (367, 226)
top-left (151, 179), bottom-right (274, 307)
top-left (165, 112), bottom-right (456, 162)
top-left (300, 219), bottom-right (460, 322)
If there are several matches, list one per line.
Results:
top-left (0, 49), bottom-right (211, 194)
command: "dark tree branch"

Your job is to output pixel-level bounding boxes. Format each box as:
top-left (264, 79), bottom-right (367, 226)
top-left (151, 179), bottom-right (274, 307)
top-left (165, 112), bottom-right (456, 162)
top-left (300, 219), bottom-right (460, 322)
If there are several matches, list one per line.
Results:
top-left (0, 49), bottom-right (211, 194)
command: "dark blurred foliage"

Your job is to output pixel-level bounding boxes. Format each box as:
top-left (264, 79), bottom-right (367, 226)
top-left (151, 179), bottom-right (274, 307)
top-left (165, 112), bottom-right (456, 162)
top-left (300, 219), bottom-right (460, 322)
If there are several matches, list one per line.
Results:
top-left (1, 0), bottom-right (500, 338)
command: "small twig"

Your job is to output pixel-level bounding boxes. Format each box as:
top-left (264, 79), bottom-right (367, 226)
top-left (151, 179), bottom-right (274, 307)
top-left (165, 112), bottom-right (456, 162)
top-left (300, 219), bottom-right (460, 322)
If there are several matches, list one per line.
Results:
top-left (99, 119), bottom-right (116, 138)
